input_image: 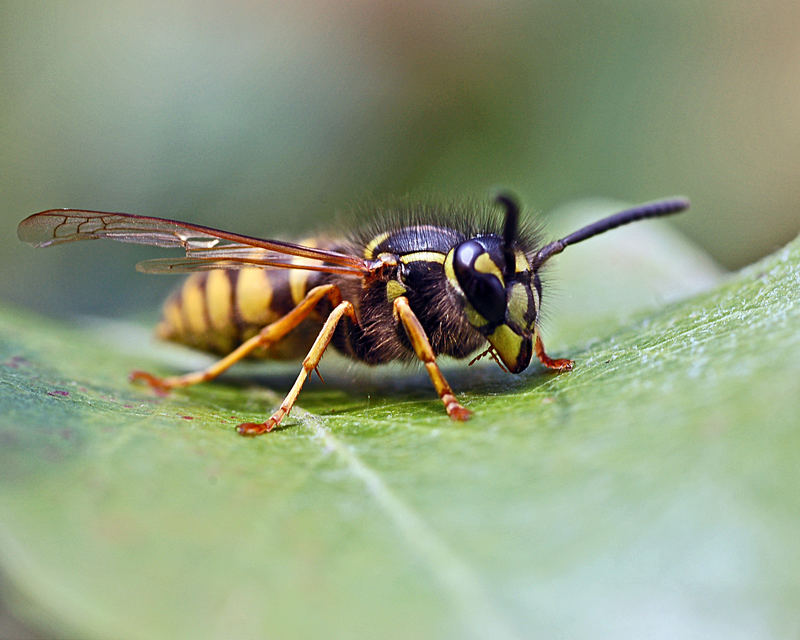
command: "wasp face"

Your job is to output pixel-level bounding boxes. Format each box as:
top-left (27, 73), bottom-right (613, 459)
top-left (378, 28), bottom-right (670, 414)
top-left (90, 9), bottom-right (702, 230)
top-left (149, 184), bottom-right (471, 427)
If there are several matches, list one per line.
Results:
top-left (445, 236), bottom-right (539, 373)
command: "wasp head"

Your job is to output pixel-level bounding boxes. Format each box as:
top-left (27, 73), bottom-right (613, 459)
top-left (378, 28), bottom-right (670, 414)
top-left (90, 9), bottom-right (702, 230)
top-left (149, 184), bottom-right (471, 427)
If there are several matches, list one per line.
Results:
top-left (444, 194), bottom-right (538, 373)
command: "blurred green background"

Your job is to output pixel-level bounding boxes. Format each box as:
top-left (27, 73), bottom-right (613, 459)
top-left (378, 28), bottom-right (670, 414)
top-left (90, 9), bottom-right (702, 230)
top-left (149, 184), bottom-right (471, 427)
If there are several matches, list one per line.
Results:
top-left (2, 3), bottom-right (800, 638)
top-left (2, 0), bottom-right (799, 319)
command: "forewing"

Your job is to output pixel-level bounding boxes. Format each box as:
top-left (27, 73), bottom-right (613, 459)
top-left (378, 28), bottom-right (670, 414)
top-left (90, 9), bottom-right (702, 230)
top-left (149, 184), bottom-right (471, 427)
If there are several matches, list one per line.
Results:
top-left (136, 257), bottom-right (368, 277)
top-left (18, 209), bottom-right (370, 275)
top-left (17, 209), bottom-right (220, 248)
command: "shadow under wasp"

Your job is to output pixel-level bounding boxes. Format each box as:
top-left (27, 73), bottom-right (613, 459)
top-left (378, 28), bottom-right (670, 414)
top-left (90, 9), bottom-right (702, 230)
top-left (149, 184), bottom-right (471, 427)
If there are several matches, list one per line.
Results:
top-left (18, 193), bottom-right (689, 434)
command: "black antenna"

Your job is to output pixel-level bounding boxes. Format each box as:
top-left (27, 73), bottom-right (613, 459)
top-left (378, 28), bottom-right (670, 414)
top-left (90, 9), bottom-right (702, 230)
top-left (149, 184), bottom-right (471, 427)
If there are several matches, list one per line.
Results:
top-left (532, 197), bottom-right (690, 269)
top-left (495, 192), bottom-right (520, 271)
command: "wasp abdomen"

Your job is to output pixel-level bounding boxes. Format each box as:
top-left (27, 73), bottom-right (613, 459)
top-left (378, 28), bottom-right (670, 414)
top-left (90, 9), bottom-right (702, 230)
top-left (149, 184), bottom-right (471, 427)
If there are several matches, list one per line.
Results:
top-left (157, 267), bottom-right (324, 360)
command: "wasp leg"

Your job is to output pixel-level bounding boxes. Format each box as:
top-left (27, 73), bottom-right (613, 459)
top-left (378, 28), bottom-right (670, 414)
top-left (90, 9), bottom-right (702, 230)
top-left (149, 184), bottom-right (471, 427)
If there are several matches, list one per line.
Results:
top-left (393, 296), bottom-right (472, 421)
top-left (237, 299), bottom-right (356, 435)
top-left (534, 332), bottom-right (574, 371)
top-left (131, 284), bottom-right (344, 393)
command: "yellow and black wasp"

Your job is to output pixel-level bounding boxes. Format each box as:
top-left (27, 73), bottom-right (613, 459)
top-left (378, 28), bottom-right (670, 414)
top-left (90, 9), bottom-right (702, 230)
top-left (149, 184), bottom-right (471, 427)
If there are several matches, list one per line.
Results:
top-left (18, 194), bottom-right (689, 434)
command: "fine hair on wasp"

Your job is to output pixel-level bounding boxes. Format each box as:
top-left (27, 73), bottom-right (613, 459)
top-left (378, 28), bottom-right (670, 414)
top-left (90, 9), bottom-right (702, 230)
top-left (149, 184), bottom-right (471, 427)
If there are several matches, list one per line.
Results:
top-left (18, 193), bottom-right (689, 434)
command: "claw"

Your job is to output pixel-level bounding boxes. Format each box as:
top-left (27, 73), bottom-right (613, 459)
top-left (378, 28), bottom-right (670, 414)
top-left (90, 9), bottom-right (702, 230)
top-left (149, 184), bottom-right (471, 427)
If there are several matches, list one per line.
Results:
top-left (130, 370), bottom-right (171, 395)
top-left (236, 420), bottom-right (276, 436)
top-left (546, 358), bottom-right (574, 372)
top-left (534, 334), bottom-right (574, 372)
top-left (236, 407), bottom-right (287, 436)
top-left (447, 404), bottom-right (472, 421)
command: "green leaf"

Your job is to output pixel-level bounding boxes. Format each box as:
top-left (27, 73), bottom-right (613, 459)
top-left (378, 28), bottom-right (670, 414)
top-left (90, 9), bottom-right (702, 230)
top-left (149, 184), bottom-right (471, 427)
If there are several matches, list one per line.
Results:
top-left (1, 218), bottom-right (798, 639)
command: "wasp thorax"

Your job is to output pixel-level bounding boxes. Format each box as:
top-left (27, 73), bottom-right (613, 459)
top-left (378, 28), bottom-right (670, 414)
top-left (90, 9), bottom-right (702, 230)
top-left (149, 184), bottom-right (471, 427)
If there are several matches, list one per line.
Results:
top-left (446, 236), bottom-right (538, 373)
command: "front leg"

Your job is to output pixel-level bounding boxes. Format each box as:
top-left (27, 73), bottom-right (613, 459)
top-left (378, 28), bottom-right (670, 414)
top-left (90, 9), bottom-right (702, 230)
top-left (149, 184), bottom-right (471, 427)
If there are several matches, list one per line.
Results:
top-left (393, 296), bottom-right (471, 421)
top-left (534, 332), bottom-right (574, 372)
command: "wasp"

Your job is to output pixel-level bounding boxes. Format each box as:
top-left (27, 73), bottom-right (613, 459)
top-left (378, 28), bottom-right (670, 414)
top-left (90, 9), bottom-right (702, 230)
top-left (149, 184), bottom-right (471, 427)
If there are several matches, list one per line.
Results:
top-left (18, 194), bottom-right (688, 434)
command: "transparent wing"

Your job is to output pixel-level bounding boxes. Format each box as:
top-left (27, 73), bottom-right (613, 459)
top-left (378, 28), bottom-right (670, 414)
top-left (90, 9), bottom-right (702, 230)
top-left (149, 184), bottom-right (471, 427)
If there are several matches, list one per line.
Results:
top-left (136, 257), bottom-right (368, 277)
top-left (18, 209), bottom-right (370, 275)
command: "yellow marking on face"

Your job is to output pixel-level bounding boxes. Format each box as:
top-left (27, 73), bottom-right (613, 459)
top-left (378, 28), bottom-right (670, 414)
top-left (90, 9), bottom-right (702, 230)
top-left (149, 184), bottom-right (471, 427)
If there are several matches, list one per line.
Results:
top-left (464, 302), bottom-right (488, 328)
top-left (474, 252), bottom-right (504, 284)
top-left (386, 279), bottom-right (407, 302)
top-left (443, 248), bottom-right (464, 295)
top-left (182, 274), bottom-right (209, 335)
top-left (507, 282), bottom-right (529, 325)
top-left (399, 251), bottom-right (446, 265)
top-left (487, 324), bottom-right (523, 367)
top-left (515, 251), bottom-right (529, 273)
top-left (206, 269), bottom-right (232, 332)
top-left (364, 230), bottom-right (392, 259)
top-left (236, 267), bottom-right (273, 324)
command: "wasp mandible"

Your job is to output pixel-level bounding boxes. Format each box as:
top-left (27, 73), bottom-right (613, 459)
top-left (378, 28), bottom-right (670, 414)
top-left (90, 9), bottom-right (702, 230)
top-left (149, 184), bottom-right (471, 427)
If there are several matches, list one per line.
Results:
top-left (18, 194), bottom-right (689, 434)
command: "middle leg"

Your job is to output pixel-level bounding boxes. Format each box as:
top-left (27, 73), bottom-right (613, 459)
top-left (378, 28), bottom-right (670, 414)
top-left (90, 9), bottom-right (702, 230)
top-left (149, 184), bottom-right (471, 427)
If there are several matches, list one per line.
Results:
top-left (237, 299), bottom-right (356, 435)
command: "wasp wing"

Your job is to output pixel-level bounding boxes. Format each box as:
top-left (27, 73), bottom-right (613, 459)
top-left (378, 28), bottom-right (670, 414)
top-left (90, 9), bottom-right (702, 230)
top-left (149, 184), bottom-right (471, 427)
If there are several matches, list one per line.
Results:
top-left (18, 208), bottom-right (370, 275)
top-left (136, 257), bottom-right (368, 277)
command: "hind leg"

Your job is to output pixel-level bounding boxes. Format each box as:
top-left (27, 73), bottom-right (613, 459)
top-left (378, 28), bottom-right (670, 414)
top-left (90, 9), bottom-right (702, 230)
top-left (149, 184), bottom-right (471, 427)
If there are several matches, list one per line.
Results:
top-left (131, 284), bottom-right (343, 393)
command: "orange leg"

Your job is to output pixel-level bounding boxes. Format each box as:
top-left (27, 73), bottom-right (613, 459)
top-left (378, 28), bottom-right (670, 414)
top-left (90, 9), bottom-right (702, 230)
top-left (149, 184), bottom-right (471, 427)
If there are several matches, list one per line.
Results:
top-left (237, 299), bottom-right (356, 435)
top-left (534, 333), bottom-right (573, 372)
top-left (393, 296), bottom-right (471, 421)
top-left (131, 284), bottom-right (343, 393)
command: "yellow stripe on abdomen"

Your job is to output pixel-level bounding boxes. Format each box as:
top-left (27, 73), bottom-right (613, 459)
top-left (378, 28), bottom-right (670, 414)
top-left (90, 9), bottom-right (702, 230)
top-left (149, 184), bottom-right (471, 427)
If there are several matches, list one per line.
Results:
top-left (206, 269), bottom-right (233, 332)
top-left (181, 273), bottom-right (210, 336)
top-left (236, 268), bottom-right (274, 325)
top-left (157, 261), bottom-right (324, 360)
top-left (156, 295), bottom-right (184, 339)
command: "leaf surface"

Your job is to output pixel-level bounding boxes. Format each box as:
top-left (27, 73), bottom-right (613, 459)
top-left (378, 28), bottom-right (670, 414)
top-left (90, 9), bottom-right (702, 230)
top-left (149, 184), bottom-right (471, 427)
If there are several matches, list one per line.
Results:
top-left (1, 217), bottom-right (798, 639)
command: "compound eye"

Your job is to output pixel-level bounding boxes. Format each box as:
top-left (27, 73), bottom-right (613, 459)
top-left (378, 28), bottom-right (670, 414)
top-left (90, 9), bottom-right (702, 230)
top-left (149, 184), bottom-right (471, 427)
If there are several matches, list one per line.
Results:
top-left (453, 240), bottom-right (507, 325)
